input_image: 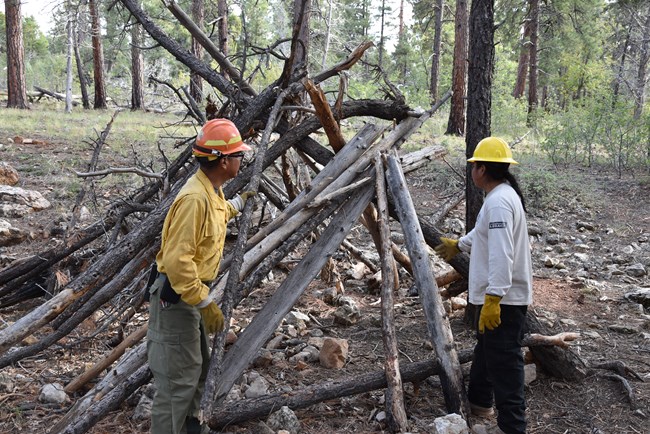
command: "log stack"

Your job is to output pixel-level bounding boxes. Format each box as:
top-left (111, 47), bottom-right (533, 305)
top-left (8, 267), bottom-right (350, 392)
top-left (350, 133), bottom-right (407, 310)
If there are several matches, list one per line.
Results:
top-left (0, 2), bottom-right (588, 433)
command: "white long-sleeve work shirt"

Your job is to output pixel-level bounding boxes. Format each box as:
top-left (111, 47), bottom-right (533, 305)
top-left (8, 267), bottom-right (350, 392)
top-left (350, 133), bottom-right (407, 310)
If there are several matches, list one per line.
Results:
top-left (458, 182), bottom-right (533, 306)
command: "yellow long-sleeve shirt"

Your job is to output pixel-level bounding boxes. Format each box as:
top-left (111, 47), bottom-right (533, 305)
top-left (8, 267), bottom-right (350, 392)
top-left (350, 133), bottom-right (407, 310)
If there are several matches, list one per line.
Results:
top-left (156, 169), bottom-right (239, 306)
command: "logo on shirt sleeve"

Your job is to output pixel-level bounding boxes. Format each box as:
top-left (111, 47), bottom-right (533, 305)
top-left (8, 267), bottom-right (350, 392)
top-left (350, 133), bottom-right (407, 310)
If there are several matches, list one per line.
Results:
top-left (489, 221), bottom-right (507, 229)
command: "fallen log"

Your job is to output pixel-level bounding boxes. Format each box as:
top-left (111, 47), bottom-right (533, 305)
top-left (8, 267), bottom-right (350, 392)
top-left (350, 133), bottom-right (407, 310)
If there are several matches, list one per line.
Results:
top-left (210, 349), bottom-right (474, 428)
top-left (385, 151), bottom-right (468, 418)
top-left (209, 329), bottom-right (581, 428)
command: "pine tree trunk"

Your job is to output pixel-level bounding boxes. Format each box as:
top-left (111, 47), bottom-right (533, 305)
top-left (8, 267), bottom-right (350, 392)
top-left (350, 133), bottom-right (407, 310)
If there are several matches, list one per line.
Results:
top-left (89, 0), bottom-right (107, 109)
top-left (429, 0), bottom-right (444, 104)
top-left (526, 0), bottom-right (539, 124)
top-left (5, 0), bottom-right (29, 109)
top-left (446, 0), bottom-right (468, 135)
top-left (512, 14), bottom-right (532, 99)
top-left (465, 0), bottom-right (495, 231)
top-left (131, 15), bottom-right (145, 110)
top-left (190, 0), bottom-right (204, 103)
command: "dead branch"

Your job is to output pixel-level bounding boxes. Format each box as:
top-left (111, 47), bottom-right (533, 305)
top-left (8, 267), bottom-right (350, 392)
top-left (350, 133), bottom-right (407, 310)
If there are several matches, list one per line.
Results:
top-left (72, 167), bottom-right (164, 179)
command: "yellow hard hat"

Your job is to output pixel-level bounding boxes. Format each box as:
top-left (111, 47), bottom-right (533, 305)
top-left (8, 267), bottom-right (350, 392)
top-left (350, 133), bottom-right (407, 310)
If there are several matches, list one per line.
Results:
top-left (467, 136), bottom-right (519, 164)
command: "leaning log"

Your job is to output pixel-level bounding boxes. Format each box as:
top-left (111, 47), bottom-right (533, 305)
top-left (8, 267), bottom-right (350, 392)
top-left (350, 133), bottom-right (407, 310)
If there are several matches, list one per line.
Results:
top-left (375, 155), bottom-right (408, 432)
top-left (207, 184), bottom-right (376, 412)
top-left (48, 343), bottom-right (147, 434)
top-left (385, 152), bottom-right (468, 418)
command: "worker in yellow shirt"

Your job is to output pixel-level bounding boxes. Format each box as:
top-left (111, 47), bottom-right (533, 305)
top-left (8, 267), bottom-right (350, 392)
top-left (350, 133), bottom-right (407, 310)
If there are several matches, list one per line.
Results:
top-left (147, 118), bottom-right (255, 434)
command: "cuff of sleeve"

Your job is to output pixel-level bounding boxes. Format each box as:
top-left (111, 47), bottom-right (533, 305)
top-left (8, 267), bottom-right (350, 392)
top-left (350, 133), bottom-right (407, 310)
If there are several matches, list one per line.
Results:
top-left (195, 298), bottom-right (211, 309)
top-left (486, 287), bottom-right (508, 298)
top-left (228, 195), bottom-right (244, 212)
top-left (457, 237), bottom-right (470, 253)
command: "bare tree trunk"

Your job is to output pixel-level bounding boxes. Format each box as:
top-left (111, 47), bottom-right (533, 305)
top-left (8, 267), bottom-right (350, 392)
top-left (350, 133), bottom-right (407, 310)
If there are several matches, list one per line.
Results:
top-left (446, 0), bottom-right (468, 136)
top-left (429, 0), bottom-right (444, 104)
top-left (526, 0), bottom-right (539, 125)
top-left (217, 0), bottom-right (228, 58)
top-left (513, 14), bottom-right (532, 99)
top-left (4, 0), bottom-right (29, 109)
top-left (73, 18), bottom-right (90, 109)
top-left (131, 13), bottom-right (145, 110)
top-left (292, 0), bottom-right (311, 72)
top-left (379, 0), bottom-right (386, 68)
top-left (65, 13), bottom-right (75, 113)
top-left (465, 0), bottom-right (495, 232)
top-left (89, 0), bottom-right (107, 109)
top-left (321, 0), bottom-right (333, 69)
top-left (633, 10), bottom-right (650, 119)
top-left (190, 0), bottom-right (204, 103)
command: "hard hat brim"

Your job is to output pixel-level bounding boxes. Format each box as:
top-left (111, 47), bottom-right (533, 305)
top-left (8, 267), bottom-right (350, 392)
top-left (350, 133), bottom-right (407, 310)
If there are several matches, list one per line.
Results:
top-left (467, 156), bottom-right (519, 164)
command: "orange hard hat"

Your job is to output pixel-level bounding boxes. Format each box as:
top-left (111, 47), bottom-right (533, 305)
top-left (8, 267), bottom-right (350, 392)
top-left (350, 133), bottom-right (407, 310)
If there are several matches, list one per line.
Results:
top-left (193, 118), bottom-right (251, 159)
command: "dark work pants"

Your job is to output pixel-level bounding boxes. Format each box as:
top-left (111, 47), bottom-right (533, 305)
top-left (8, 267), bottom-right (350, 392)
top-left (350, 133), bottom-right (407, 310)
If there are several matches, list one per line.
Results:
top-left (468, 304), bottom-right (528, 434)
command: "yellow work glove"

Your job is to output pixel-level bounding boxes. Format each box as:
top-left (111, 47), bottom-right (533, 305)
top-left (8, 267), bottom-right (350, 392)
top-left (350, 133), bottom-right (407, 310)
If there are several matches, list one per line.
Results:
top-left (199, 302), bottom-right (225, 334)
top-left (479, 294), bottom-right (502, 333)
top-left (240, 191), bottom-right (256, 202)
top-left (434, 237), bottom-right (460, 262)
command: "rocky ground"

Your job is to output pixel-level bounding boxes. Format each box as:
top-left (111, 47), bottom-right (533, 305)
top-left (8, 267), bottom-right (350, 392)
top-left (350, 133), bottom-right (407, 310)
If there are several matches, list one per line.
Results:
top-left (0, 139), bottom-right (649, 434)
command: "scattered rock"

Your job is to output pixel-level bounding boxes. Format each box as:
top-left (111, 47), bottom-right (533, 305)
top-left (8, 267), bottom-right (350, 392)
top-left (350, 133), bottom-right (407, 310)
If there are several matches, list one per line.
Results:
top-left (244, 372), bottom-right (270, 399)
top-left (266, 406), bottom-right (301, 434)
top-left (319, 337), bottom-right (348, 369)
top-left (524, 363), bottom-right (537, 385)
top-left (0, 219), bottom-right (28, 247)
top-left (333, 297), bottom-right (361, 326)
top-left (0, 163), bottom-right (19, 186)
top-left (0, 185), bottom-right (51, 217)
top-left (431, 413), bottom-right (469, 434)
top-left (0, 374), bottom-right (14, 393)
top-left (625, 263), bottom-right (647, 278)
top-left (131, 392), bottom-right (153, 421)
top-left (624, 287), bottom-right (650, 307)
top-left (39, 383), bottom-right (69, 404)
top-left (608, 324), bottom-right (639, 334)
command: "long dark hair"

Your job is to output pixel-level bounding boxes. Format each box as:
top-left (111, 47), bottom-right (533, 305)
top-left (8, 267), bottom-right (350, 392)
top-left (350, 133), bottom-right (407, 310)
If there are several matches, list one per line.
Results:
top-left (477, 162), bottom-right (527, 213)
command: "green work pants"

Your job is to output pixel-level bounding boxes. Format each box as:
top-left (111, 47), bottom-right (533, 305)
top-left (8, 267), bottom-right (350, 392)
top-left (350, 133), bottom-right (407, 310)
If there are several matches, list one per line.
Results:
top-left (147, 275), bottom-right (210, 434)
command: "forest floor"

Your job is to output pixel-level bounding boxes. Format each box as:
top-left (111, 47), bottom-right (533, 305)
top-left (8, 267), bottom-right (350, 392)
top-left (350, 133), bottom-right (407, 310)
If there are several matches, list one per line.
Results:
top-left (0, 130), bottom-right (649, 434)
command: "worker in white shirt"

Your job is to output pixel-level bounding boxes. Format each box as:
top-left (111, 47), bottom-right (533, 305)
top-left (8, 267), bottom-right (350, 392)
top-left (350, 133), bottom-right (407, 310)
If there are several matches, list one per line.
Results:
top-left (436, 137), bottom-right (532, 434)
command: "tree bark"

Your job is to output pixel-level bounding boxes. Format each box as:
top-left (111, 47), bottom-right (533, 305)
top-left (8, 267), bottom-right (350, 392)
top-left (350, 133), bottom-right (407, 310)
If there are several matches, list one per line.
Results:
top-left (131, 12), bottom-right (145, 110)
top-left (4, 0), bottom-right (29, 109)
top-left (429, 0), bottom-right (444, 104)
top-left (375, 156), bottom-right (409, 433)
top-left (465, 0), bottom-right (495, 231)
top-left (385, 152), bottom-right (468, 418)
top-left (89, 0), bottom-right (107, 109)
top-left (190, 0), bottom-right (204, 103)
top-left (526, 0), bottom-right (539, 124)
top-left (446, 0), bottom-right (468, 135)
top-left (512, 13), bottom-right (532, 99)
top-left (65, 12), bottom-right (75, 113)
